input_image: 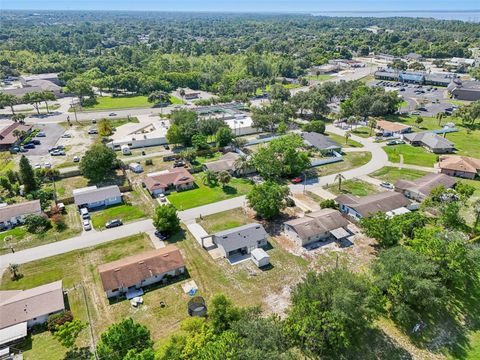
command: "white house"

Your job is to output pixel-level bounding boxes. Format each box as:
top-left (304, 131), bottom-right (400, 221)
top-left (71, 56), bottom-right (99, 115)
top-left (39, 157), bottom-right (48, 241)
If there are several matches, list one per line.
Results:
top-left (98, 246), bottom-right (185, 299)
top-left (73, 185), bottom-right (122, 209)
top-left (107, 119), bottom-right (169, 150)
top-left (0, 200), bottom-right (42, 229)
top-left (128, 162), bottom-right (144, 173)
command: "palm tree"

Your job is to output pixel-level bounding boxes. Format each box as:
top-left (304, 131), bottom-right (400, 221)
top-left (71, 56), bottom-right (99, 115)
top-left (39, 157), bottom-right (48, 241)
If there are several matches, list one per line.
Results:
top-left (40, 91), bottom-right (56, 113)
top-left (334, 173), bottom-right (346, 192)
top-left (202, 170), bottom-right (218, 186)
top-left (8, 263), bottom-right (20, 280)
top-left (11, 113), bottom-right (26, 124)
top-left (12, 129), bottom-right (22, 144)
top-left (234, 155), bottom-right (251, 175)
top-left (217, 170), bottom-right (232, 188)
top-left (0, 93), bottom-right (18, 115)
top-left (344, 131), bottom-right (352, 145)
top-left (436, 112), bottom-right (445, 127)
top-left (368, 118), bottom-right (377, 136)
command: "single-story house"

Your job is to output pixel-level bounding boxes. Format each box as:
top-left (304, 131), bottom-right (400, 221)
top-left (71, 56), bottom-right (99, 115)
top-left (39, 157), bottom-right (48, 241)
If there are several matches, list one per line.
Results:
top-left (395, 173), bottom-right (457, 201)
top-left (107, 120), bottom-right (169, 150)
top-left (143, 168), bottom-right (195, 197)
top-left (224, 115), bottom-right (260, 136)
top-left (375, 120), bottom-right (412, 136)
top-left (0, 281), bottom-right (65, 347)
top-left (0, 122), bottom-right (33, 151)
top-left (439, 155), bottom-right (480, 179)
top-left (405, 53), bottom-right (423, 61)
top-left (73, 185), bottom-right (122, 209)
top-left (0, 200), bottom-right (42, 229)
top-left (403, 132), bottom-right (455, 153)
top-left (302, 132), bottom-right (342, 154)
top-left (203, 152), bottom-right (253, 176)
top-left (251, 248), bottom-right (270, 268)
top-left (98, 245), bottom-right (185, 299)
top-left (283, 208), bottom-right (350, 246)
top-left (336, 192), bottom-right (412, 220)
top-left (448, 79), bottom-right (480, 101)
top-left (211, 223), bottom-right (268, 258)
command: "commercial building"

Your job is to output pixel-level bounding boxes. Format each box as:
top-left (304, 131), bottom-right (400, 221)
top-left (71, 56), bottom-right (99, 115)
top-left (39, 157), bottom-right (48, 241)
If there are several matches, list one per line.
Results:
top-left (0, 122), bottom-right (33, 151)
top-left (395, 173), bottom-right (457, 201)
top-left (374, 68), bottom-right (457, 86)
top-left (1, 73), bottom-right (63, 98)
top-left (336, 192), bottom-right (412, 220)
top-left (283, 209), bottom-right (350, 246)
top-left (143, 168), bottom-right (195, 197)
top-left (73, 185), bottom-right (122, 209)
top-left (107, 119), bottom-right (169, 150)
top-left (438, 155), bottom-right (480, 179)
top-left (0, 200), bottom-right (42, 229)
top-left (98, 246), bottom-right (185, 299)
top-left (403, 132), bottom-right (455, 154)
top-left (448, 79), bottom-right (480, 101)
top-left (211, 223), bottom-right (268, 259)
top-left (0, 281), bottom-right (65, 347)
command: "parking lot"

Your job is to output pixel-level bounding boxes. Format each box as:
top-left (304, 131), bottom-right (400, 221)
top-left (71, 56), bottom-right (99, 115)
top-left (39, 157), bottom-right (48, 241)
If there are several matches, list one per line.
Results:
top-left (25, 123), bottom-right (65, 166)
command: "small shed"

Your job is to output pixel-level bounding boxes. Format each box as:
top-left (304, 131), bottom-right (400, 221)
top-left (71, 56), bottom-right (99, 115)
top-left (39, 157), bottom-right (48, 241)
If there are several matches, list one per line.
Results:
top-left (129, 162), bottom-right (143, 173)
top-left (121, 144), bottom-right (131, 155)
top-left (251, 248), bottom-right (270, 268)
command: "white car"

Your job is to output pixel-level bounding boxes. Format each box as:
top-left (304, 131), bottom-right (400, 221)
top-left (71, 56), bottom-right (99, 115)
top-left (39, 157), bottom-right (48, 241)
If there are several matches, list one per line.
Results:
top-left (159, 194), bottom-right (167, 203)
top-left (73, 156), bottom-right (80, 162)
top-left (44, 162), bottom-right (51, 169)
top-left (61, 133), bottom-right (72, 138)
top-left (34, 163), bottom-right (41, 169)
top-left (380, 182), bottom-right (394, 190)
top-left (83, 220), bottom-right (92, 231)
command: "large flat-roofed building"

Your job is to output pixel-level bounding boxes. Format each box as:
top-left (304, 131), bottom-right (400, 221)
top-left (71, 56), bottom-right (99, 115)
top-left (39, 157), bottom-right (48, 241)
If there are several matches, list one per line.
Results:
top-left (283, 209), bottom-right (350, 246)
top-left (107, 120), bottom-right (170, 150)
top-left (374, 69), bottom-right (456, 87)
top-left (395, 173), bottom-right (457, 201)
top-left (448, 79), bottom-right (480, 101)
top-left (0, 281), bottom-right (65, 340)
top-left (211, 223), bottom-right (268, 258)
top-left (98, 246), bottom-right (185, 299)
top-left (1, 73), bottom-right (63, 98)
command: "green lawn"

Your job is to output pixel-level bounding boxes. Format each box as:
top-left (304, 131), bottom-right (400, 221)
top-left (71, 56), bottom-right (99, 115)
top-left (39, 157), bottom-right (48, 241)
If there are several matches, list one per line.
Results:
top-left (383, 144), bottom-right (438, 167)
top-left (198, 208), bottom-right (252, 233)
top-left (311, 152), bottom-right (372, 178)
top-left (80, 95), bottom-right (183, 111)
top-left (0, 152), bottom-right (15, 175)
top-left (305, 74), bottom-right (334, 81)
top-left (90, 204), bottom-right (147, 229)
top-left (325, 132), bottom-right (363, 148)
top-left (370, 166), bottom-right (429, 183)
top-left (326, 179), bottom-right (382, 197)
top-left (191, 151), bottom-right (223, 166)
top-left (352, 126), bottom-right (372, 138)
top-left (167, 174), bottom-right (254, 210)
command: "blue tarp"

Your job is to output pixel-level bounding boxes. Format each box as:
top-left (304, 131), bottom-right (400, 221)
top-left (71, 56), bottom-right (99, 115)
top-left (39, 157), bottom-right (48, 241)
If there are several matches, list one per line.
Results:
top-left (126, 288), bottom-right (144, 300)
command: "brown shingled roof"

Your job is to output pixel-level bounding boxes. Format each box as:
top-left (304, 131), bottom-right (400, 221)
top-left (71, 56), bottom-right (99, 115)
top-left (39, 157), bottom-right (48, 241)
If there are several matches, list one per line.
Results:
top-left (0, 122), bottom-right (33, 146)
top-left (98, 246), bottom-right (185, 292)
top-left (143, 168), bottom-right (195, 191)
top-left (376, 120), bottom-right (411, 133)
top-left (439, 155), bottom-right (480, 174)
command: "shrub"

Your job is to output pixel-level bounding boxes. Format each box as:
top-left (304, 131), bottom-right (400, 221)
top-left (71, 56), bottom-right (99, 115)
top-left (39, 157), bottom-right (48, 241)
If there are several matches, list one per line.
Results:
top-left (25, 214), bottom-right (51, 233)
top-left (320, 199), bottom-right (338, 209)
top-left (145, 159), bottom-right (153, 166)
top-left (48, 310), bottom-right (74, 332)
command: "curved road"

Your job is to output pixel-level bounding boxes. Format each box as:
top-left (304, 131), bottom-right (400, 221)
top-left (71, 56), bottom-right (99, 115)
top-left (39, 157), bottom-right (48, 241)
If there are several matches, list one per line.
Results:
top-left (0, 125), bottom-right (388, 268)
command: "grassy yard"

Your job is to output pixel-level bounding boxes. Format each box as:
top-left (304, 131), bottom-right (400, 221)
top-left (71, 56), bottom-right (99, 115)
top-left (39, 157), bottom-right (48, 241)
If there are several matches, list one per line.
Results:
top-left (191, 151), bottom-right (223, 166)
top-left (352, 126), bottom-right (372, 138)
top-left (326, 179), bottom-right (382, 197)
top-left (80, 95), bottom-right (183, 111)
top-left (311, 152), bottom-right (372, 178)
top-left (167, 174), bottom-right (254, 210)
top-left (53, 172), bottom-right (127, 199)
top-left (0, 204), bottom-right (82, 254)
top-left (325, 132), bottom-right (363, 148)
top-left (0, 152), bottom-right (15, 175)
top-left (370, 166), bottom-right (429, 183)
top-left (90, 204), bottom-right (147, 229)
top-left (305, 74), bottom-right (334, 81)
top-left (198, 208), bottom-right (252, 233)
top-left (383, 144), bottom-right (438, 167)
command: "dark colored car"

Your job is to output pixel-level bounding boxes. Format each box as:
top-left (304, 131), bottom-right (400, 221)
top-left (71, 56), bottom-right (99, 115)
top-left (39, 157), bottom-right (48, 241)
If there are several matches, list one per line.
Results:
top-left (105, 219), bottom-right (123, 228)
top-left (23, 143), bottom-right (35, 149)
top-left (154, 231), bottom-right (168, 240)
top-left (32, 139), bottom-right (41, 145)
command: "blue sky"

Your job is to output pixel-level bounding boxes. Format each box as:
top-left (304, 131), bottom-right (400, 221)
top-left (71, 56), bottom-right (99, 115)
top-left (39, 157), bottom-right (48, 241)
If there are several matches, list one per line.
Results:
top-left (3, 0), bottom-right (480, 12)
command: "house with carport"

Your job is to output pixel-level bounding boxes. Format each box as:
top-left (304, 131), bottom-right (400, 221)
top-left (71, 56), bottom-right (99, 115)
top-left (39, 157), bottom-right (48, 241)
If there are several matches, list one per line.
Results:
top-left (73, 185), bottom-right (122, 209)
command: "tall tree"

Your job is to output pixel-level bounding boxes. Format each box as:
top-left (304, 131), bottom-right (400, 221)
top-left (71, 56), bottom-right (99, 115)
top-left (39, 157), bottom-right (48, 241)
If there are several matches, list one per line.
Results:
top-left (247, 181), bottom-right (289, 219)
top-left (79, 144), bottom-right (117, 183)
top-left (152, 204), bottom-right (180, 235)
top-left (0, 93), bottom-right (18, 115)
top-left (19, 155), bottom-right (37, 192)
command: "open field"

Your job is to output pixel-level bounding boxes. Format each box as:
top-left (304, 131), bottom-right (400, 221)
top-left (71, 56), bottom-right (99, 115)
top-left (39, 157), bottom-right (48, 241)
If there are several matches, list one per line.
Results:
top-left (90, 204), bottom-right (147, 229)
top-left (325, 179), bottom-right (382, 197)
top-left (0, 204), bottom-right (82, 254)
top-left (370, 166), bottom-right (429, 183)
top-left (383, 144), bottom-right (438, 167)
top-left (310, 152), bottom-right (372, 178)
top-left (305, 74), bottom-right (334, 81)
top-left (0, 152), bottom-right (16, 175)
top-left (198, 208), bottom-right (252, 233)
top-left (80, 95), bottom-right (183, 111)
top-left (167, 174), bottom-right (254, 210)
top-left (325, 132), bottom-right (363, 148)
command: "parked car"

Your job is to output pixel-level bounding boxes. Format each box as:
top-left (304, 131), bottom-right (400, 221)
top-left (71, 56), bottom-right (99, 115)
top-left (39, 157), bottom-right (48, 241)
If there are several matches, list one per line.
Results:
top-left (109, 112), bottom-right (117, 117)
top-left (154, 231), bottom-right (168, 240)
top-left (418, 107), bottom-right (427, 112)
top-left (91, 118), bottom-right (97, 124)
top-left (163, 144), bottom-right (170, 150)
top-left (386, 140), bottom-right (397, 146)
top-left (44, 162), bottom-right (51, 168)
top-left (73, 156), bottom-right (80, 162)
top-left (80, 207), bottom-right (90, 219)
top-left (34, 163), bottom-right (41, 169)
top-left (88, 128), bottom-right (98, 134)
top-left (159, 194), bottom-right (167, 203)
top-left (61, 133), bottom-right (71, 138)
top-left (291, 177), bottom-right (303, 184)
top-left (51, 150), bottom-right (65, 156)
top-left (83, 220), bottom-right (92, 231)
top-left (396, 140), bottom-right (405, 145)
top-left (32, 139), bottom-right (41, 145)
top-left (410, 111), bottom-right (421, 115)
top-left (36, 132), bottom-right (46, 137)
top-left (380, 182), bottom-right (394, 190)
top-left (106, 219), bottom-right (123, 228)
top-left (23, 143), bottom-right (35, 149)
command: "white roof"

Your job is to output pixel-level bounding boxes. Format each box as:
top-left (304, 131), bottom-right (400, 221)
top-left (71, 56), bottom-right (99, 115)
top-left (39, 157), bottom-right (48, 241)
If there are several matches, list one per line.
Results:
top-left (386, 207), bottom-right (411, 218)
top-left (0, 322), bottom-right (27, 346)
top-left (109, 119), bottom-right (170, 144)
top-left (73, 185), bottom-right (121, 206)
top-left (224, 115), bottom-right (254, 130)
top-left (251, 248), bottom-right (269, 261)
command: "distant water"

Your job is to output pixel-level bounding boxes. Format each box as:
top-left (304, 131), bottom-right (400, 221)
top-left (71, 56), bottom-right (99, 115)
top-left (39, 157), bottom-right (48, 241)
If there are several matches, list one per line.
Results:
top-left (313, 11), bottom-right (480, 22)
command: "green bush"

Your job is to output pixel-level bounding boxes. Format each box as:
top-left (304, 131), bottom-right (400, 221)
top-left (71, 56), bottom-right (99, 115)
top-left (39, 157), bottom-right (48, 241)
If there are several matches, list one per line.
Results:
top-left (48, 310), bottom-right (74, 332)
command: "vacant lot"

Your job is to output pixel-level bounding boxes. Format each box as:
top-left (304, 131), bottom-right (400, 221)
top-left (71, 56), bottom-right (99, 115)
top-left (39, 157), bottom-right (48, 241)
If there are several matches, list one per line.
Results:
top-left (370, 166), bottom-right (429, 183)
top-left (81, 95), bottom-right (183, 110)
top-left (53, 171), bottom-right (128, 199)
top-left (198, 208), bottom-right (252, 233)
top-left (383, 144), bottom-right (438, 167)
top-left (326, 179), bottom-right (382, 197)
top-left (352, 126), bottom-right (371, 138)
top-left (0, 204), bottom-right (82, 254)
top-left (90, 204), bottom-right (147, 229)
top-left (167, 174), bottom-right (254, 210)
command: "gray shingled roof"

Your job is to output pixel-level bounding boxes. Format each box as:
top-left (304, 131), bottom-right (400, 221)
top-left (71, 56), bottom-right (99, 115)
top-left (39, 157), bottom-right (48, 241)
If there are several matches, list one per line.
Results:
top-left (302, 132), bottom-right (341, 151)
top-left (284, 208), bottom-right (349, 240)
top-left (213, 223), bottom-right (267, 253)
top-left (395, 173), bottom-right (457, 197)
top-left (404, 132), bottom-right (454, 150)
top-left (0, 200), bottom-right (41, 223)
top-left (336, 192), bottom-right (411, 218)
